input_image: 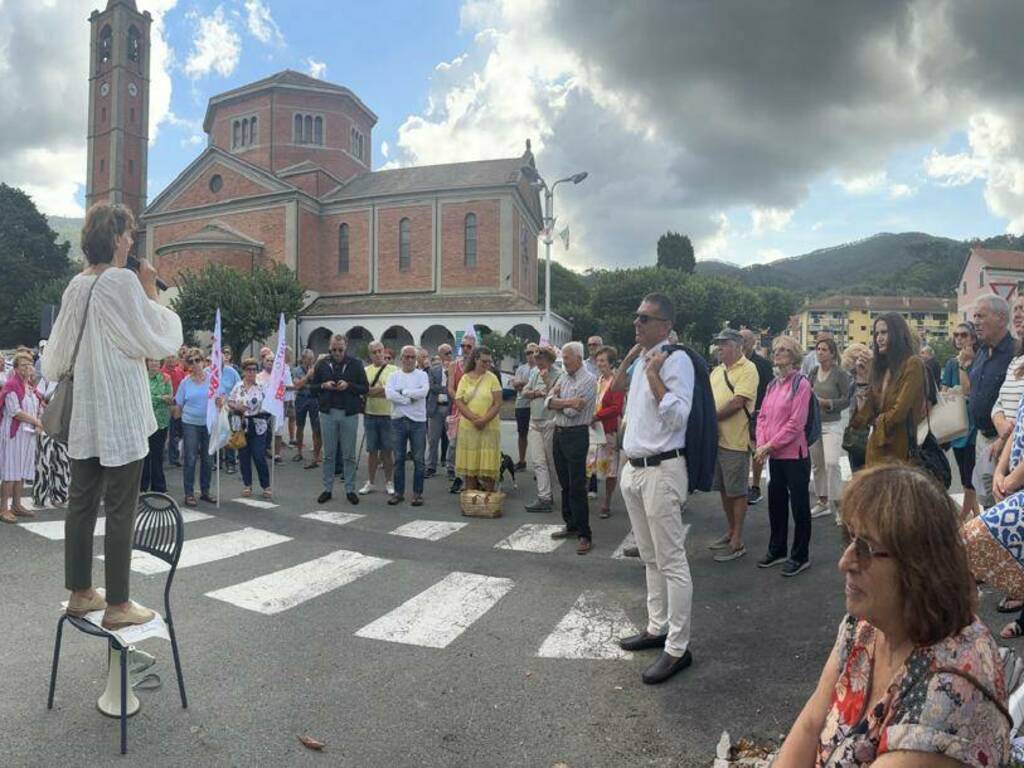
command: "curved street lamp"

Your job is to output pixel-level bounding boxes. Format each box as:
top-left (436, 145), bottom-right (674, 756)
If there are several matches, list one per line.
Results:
top-left (520, 165), bottom-right (588, 344)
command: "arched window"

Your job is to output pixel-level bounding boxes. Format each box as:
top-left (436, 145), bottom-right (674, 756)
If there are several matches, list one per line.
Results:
top-left (358, 133), bottom-right (364, 160)
top-left (464, 213), bottom-right (477, 267)
top-left (314, 116), bottom-right (323, 146)
top-left (338, 223), bottom-right (349, 274)
top-left (399, 218), bottom-right (411, 272)
top-left (98, 25), bottom-right (113, 66)
top-left (304, 115), bottom-right (313, 145)
top-left (127, 25), bottom-right (141, 63)
top-left (249, 116), bottom-right (257, 144)
top-left (232, 121), bottom-right (240, 148)
top-left (520, 226), bottom-right (529, 285)
top-left (294, 114), bottom-right (303, 143)
top-left (240, 118), bottom-right (248, 146)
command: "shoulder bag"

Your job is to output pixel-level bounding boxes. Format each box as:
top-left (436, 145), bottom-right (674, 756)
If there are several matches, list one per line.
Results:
top-left (907, 376), bottom-right (952, 489)
top-left (722, 368), bottom-right (756, 443)
top-left (361, 363), bottom-right (387, 412)
top-left (917, 388), bottom-right (969, 446)
top-left (41, 274), bottom-right (103, 444)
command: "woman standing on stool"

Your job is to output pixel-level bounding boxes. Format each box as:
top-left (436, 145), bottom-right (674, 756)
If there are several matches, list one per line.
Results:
top-left (42, 203), bottom-right (181, 629)
top-left (0, 352), bottom-right (44, 522)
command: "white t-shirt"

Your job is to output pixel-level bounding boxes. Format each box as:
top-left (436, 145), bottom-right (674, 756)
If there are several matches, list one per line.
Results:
top-left (384, 368), bottom-right (430, 422)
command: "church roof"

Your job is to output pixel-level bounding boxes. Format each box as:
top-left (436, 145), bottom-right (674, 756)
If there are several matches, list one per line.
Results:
top-left (324, 158), bottom-right (523, 201)
top-left (302, 292), bottom-right (543, 318)
top-left (203, 70), bottom-right (377, 132)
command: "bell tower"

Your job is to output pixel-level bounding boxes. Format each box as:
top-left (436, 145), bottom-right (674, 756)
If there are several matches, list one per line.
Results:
top-left (86, 0), bottom-right (151, 219)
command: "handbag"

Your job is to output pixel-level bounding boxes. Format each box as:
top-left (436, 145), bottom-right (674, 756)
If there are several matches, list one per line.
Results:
top-left (227, 429), bottom-right (247, 451)
top-left (917, 389), bottom-right (969, 446)
top-left (41, 274), bottom-right (103, 443)
top-left (459, 489), bottom-right (505, 518)
top-left (907, 379), bottom-right (951, 489)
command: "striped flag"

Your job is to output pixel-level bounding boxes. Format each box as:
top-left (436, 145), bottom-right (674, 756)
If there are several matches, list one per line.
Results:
top-left (206, 308), bottom-right (222, 435)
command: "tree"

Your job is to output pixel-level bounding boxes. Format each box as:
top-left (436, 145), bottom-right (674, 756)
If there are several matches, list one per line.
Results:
top-left (11, 277), bottom-right (69, 345)
top-left (754, 287), bottom-right (799, 334)
top-left (481, 331), bottom-right (524, 363)
top-left (537, 261), bottom-right (592, 316)
top-left (170, 262), bottom-right (305, 354)
top-left (0, 184), bottom-right (75, 346)
top-left (656, 231), bottom-right (695, 273)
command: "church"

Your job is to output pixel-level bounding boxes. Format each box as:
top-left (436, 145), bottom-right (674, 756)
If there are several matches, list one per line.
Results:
top-left (85, 0), bottom-right (572, 354)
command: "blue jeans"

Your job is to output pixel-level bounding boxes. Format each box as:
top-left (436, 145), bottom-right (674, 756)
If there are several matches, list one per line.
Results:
top-left (167, 416), bottom-right (182, 463)
top-left (238, 417), bottom-right (270, 490)
top-left (391, 417), bottom-right (426, 496)
top-left (181, 422), bottom-right (212, 497)
top-left (321, 409), bottom-right (358, 493)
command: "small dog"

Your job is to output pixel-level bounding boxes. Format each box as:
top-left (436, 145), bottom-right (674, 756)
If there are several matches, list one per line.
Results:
top-left (498, 453), bottom-right (518, 489)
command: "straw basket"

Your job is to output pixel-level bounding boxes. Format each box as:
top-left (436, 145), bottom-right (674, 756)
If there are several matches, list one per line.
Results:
top-left (460, 490), bottom-right (505, 518)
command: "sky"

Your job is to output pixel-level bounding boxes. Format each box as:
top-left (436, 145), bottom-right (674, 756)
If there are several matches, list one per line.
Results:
top-left (1, 0), bottom-right (1022, 270)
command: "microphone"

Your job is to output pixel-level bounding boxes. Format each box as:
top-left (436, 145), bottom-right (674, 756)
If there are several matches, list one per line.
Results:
top-left (125, 255), bottom-right (168, 292)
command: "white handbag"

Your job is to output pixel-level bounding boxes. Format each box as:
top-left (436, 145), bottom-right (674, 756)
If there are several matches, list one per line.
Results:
top-left (918, 389), bottom-right (969, 445)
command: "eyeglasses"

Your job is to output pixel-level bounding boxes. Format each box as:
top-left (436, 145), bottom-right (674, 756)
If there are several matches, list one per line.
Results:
top-left (401, 354), bottom-right (415, 360)
top-left (244, 366), bottom-right (258, 372)
top-left (953, 332), bottom-right (970, 339)
top-left (843, 527), bottom-right (891, 564)
top-left (634, 313), bottom-right (668, 324)
top-left (461, 344), bottom-right (473, 349)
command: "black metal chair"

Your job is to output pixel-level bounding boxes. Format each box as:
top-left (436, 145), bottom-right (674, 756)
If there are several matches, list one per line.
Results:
top-left (47, 492), bottom-right (189, 754)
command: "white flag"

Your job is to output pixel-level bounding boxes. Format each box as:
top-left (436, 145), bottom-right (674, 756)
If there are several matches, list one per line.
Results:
top-left (558, 227), bottom-right (570, 251)
top-left (264, 314), bottom-right (287, 429)
top-left (206, 309), bottom-right (225, 453)
top-left (459, 323), bottom-right (478, 357)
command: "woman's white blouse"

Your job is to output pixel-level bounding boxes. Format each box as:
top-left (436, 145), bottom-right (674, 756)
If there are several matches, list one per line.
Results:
top-left (41, 269), bottom-right (182, 467)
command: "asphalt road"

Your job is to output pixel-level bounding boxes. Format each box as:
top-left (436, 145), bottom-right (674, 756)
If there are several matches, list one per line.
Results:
top-left (0, 423), bottom-right (1001, 768)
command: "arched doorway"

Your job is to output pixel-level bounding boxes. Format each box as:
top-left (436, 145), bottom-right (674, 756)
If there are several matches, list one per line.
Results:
top-left (307, 326), bottom-right (333, 355)
top-left (381, 324), bottom-right (415, 353)
top-left (419, 324), bottom-right (454, 354)
top-left (508, 323), bottom-right (540, 344)
top-left (345, 325), bottom-right (374, 361)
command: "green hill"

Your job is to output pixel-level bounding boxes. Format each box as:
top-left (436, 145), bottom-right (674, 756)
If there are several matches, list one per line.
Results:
top-left (694, 232), bottom-right (981, 297)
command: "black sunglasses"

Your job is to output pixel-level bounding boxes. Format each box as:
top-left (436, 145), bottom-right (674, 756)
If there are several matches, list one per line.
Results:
top-left (634, 313), bottom-right (668, 324)
top-left (842, 526), bottom-right (891, 563)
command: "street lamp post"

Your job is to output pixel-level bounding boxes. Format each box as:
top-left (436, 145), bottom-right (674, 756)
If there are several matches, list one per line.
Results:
top-left (519, 165), bottom-right (587, 344)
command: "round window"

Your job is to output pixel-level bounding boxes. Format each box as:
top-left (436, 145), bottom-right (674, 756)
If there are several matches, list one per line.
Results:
top-left (209, 174), bottom-right (223, 193)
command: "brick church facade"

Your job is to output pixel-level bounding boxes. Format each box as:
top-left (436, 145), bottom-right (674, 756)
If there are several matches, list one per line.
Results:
top-left (86, 3), bottom-right (569, 354)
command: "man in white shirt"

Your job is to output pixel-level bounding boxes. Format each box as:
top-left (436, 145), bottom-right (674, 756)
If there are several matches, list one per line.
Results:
top-left (385, 345), bottom-right (430, 506)
top-left (611, 292), bottom-right (696, 685)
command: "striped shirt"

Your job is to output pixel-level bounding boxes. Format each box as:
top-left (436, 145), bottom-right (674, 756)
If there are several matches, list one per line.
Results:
top-left (547, 365), bottom-right (597, 428)
top-left (992, 355), bottom-right (1024, 422)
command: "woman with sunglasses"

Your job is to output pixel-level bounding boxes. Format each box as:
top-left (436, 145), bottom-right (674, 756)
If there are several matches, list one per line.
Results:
top-left (226, 358), bottom-right (272, 499)
top-left (173, 346), bottom-right (216, 507)
top-left (941, 322), bottom-right (980, 520)
top-left (774, 464), bottom-right (1009, 768)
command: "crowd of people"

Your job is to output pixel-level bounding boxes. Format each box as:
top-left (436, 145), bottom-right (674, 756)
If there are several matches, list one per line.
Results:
top-left (5, 200), bottom-right (1024, 764)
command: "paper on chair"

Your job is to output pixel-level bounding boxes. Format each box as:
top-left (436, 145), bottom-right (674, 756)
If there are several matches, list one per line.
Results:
top-left (59, 603), bottom-right (170, 645)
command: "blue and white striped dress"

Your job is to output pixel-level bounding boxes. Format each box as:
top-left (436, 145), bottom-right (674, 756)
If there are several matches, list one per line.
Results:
top-left (1, 390), bottom-right (40, 482)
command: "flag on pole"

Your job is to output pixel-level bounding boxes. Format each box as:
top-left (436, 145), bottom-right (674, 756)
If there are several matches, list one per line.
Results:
top-left (206, 309), bottom-right (223, 439)
top-left (264, 313), bottom-right (288, 430)
top-left (459, 323), bottom-right (478, 356)
top-left (558, 226), bottom-right (570, 251)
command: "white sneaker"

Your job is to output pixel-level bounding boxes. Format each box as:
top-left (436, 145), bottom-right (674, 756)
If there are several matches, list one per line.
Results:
top-left (386, 481), bottom-right (395, 496)
top-left (810, 501), bottom-right (830, 518)
top-left (587, 491), bottom-right (598, 499)
top-left (358, 481), bottom-right (377, 495)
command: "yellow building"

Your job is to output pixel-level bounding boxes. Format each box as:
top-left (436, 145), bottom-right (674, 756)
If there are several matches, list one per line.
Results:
top-left (798, 295), bottom-right (958, 351)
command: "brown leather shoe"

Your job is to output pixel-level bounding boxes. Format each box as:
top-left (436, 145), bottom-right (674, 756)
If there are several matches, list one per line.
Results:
top-left (102, 601), bottom-right (156, 630)
top-left (576, 537), bottom-right (592, 555)
top-left (67, 590), bottom-right (107, 617)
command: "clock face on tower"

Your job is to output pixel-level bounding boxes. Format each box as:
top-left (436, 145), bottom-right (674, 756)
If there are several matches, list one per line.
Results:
top-left (128, 82), bottom-right (138, 97)
top-left (100, 82), bottom-right (110, 97)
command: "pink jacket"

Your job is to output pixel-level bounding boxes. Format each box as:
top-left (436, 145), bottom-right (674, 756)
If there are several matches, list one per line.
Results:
top-left (756, 371), bottom-right (811, 460)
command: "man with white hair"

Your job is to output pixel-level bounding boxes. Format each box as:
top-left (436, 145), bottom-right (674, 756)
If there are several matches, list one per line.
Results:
top-left (970, 294), bottom-right (1015, 507)
top-left (385, 345), bottom-right (430, 506)
top-left (546, 340), bottom-right (598, 554)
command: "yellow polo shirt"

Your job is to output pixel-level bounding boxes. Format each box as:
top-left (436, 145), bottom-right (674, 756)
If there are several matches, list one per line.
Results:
top-left (364, 363), bottom-right (397, 416)
top-left (710, 356), bottom-right (758, 451)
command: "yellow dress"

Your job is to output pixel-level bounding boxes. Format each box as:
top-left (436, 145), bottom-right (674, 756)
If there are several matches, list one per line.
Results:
top-left (455, 371), bottom-right (502, 479)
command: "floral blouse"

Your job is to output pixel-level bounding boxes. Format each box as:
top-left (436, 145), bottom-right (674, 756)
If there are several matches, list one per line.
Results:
top-left (816, 616), bottom-right (1009, 768)
top-left (228, 382), bottom-right (269, 434)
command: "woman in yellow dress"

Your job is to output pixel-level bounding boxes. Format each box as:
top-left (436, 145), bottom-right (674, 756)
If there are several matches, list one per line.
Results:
top-left (455, 346), bottom-right (503, 490)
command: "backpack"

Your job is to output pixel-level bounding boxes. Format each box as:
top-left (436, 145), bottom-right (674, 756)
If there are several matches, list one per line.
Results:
top-left (664, 345), bottom-right (718, 494)
top-left (770, 372), bottom-right (821, 447)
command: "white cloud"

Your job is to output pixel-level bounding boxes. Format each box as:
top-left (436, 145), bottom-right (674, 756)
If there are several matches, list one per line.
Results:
top-left (0, 1), bottom-right (177, 217)
top-left (836, 170), bottom-right (888, 195)
top-left (888, 183), bottom-right (915, 198)
top-left (306, 57), bottom-right (327, 79)
top-left (380, 140), bottom-right (390, 159)
top-left (435, 53), bottom-right (467, 72)
top-left (244, 0), bottom-right (283, 45)
top-left (696, 214), bottom-right (732, 261)
top-left (750, 207), bottom-right (794, 235)
top-left (184, 6), bottom-right (241, 79)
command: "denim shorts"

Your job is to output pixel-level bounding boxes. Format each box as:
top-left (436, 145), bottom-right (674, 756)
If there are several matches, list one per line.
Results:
top-left (364, 414), bottom-right (393, 452)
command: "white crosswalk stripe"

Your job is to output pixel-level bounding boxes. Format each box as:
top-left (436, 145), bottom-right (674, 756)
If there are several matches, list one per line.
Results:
top-left (494, 523), bottom-right (567, 553)
top-left (390, 520), bottom-right (467, 541)
top-left (232, 498), bottom-right (279, 509)
top-left (19, 510), bottom-right (213, 541)
top-left (611, 531), bottom-right (636, 560)
top-left (206, 549), bottom-right (392, 614)
top-left (105, 527), bottom-right (291, 575)
top-left (301, 510), bottom-right (365, 526)
top-left (536, 590), bottom-right (640, 660)
top-left (355, 571), bottom-right (515, 648)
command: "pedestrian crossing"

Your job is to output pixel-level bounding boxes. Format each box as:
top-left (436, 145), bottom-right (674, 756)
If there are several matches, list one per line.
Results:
top-left (19, 509), bottom-right (213, 541)
top-left (104, 527), bottom-right (291, 575)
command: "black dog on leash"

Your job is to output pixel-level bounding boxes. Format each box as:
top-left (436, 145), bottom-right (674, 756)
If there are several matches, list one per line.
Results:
top-left (499, 453), bottom-right (518, 489)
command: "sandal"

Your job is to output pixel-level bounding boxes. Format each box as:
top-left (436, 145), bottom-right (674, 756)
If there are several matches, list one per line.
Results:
top-left (262, 488), bottom-right (273, 500)
top-left (241, 487), bottom-right (252, 497)
top-left (0, 511), bottom-right (16, 524)
top-left (598, 507), bottom-right (611, 519)
top-left (998, 597), bottom-right (1024, 614)
top-left (12, 507), bottom-right (36, 518)
top-left (1001, 620), bottom-right (1024, 640)
top-left (184, 496), bottom-right (198, 507)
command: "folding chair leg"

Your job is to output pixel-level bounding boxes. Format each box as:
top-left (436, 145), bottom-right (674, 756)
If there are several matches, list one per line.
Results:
top-left (47, 615), bottom-right (67, 710)
top-left (168, 620), bottom-right (188, 708)
top-left (119, 646), bottom-right (128, 755)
